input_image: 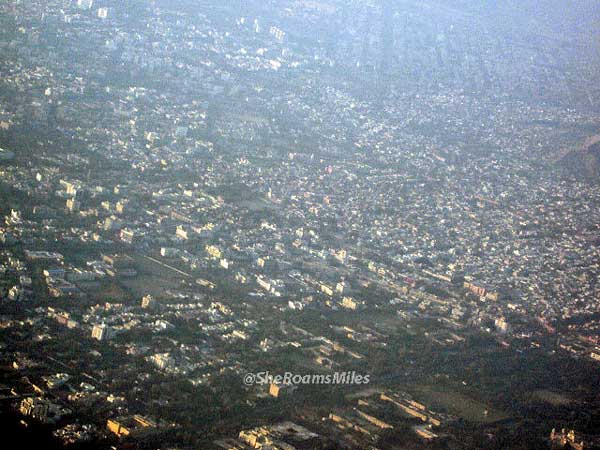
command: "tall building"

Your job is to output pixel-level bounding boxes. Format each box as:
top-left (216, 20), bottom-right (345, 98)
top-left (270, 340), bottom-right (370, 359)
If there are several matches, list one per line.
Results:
top-left (66, 198), bottom-right (79, 212)
top-left (141, 294), bottom-right (156, 309)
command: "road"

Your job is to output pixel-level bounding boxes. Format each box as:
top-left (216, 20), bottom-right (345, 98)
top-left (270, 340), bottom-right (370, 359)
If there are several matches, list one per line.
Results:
top-left (143, 255), bottom-right (192, 278)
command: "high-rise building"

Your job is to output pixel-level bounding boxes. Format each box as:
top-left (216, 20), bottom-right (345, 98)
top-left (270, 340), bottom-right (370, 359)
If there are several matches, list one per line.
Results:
top-left (141, 294), bottom-right (156, 309)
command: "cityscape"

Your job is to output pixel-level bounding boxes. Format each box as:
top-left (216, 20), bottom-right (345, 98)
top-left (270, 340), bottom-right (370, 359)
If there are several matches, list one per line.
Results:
top-left (1, 1), bottom-right (600, 449)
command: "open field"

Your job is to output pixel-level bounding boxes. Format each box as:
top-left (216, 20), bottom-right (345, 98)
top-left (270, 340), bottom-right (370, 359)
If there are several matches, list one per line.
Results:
top-left (118, 254), bottom-right (190, 299)
top-left (78, 280), bottom-right (130, 304)
top-left (405, 382), bottom-right (511, 424)
top-left (529, 389), bottom-right (574, 406)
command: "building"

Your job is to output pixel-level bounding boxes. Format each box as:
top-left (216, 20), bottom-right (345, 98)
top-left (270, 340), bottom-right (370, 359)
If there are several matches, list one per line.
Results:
top-left (206, 245), bottom-right (222, 259)
top-left (141, 294), bottom-right (156, 309)
top-left (107, 415), bottom-right (157, 438)
top-left (102, 254), bottom-right (137, 277)
top-left (115, 201), bottom-right (126, 214)
top-left (44, 268), bottom-right (66, 279)
top-left (91, 324), bottom-right (114, 341)
top-left (20, 397), bottom-right (71, 424)
top-left (175, 225), bottom-right (189, 240)
top-left (196, 278), bottom-right (216, 289)
top-left (66, 269), bottom-right (95, 282)
top-left (414, 425), bottom-right (438, 440)
top-left (59, 180), bottom-right (78, 196)
top-left (160, 247), bottom-right (179, 257)
top-left (268, 383), bottom-right (296, 398)
top-left (149, 353), bottom-right (174, 370)
top-left (8, 285), bottom-right (30, 301)
top-left (24, 250), bottom-right (64, 262)
top-left (47, 278), bottom-right (80, 297)
top-left (550, 428), bottom-right (585, 450)
top-left (66, 198), bottom-right (79, 212)
top-left (120, 229), bottom-right (136, 244)
top-left (341, 296), bottom-right (364, 311)
top-left (238, 422), bottom-right (319, 449)
top-left (76, 0), bottom-right (93, 10)
top-left (495, 317), bottom-right (510, 334)
top-left (355, 409), bottom-right (393, 430)
top-left (320, 283), bottom-right (334, 297)
top-left (0, 147), bottom-right (15, 161)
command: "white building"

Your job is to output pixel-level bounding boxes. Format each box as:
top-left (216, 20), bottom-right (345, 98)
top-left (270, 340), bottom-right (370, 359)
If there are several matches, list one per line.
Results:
top-left (76, 0), bottom-right (93, 10)
top-left (91, 323), bottom-right (114, 341)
